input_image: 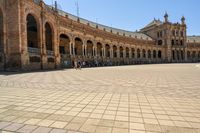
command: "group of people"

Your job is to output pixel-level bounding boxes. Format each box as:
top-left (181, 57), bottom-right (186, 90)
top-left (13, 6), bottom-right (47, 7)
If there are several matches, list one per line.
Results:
top-left (73, 59), bottom-right (82, 69)
top-left (73, 59), bottom-right (114, 70)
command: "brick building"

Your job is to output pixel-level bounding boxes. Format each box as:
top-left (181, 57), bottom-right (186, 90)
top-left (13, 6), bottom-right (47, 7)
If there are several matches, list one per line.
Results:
top-left (0, 0), bottom-right (200, 70)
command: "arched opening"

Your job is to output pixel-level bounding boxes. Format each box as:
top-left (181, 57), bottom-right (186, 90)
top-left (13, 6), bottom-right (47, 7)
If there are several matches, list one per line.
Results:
top-left (153, 50), bottom-right (156, 59)
top-left (97, 42), bottom-right (103, 57)
top-left (126, 47), bottom-right (129, 58)
top-left (45, 22), bottom-right (53, 51)
top-left (142, 49), bottom-right (146, 58)
top-left (120, 46), bottom-right (123, 58)
top-left (105, 44), bottom-right (110, 57)
top-left (27, 14), bottom-right (39, 48)
top-left (137, 49), bottom-right (141, 59)
top-left (198, 51), bottom-right (200, 59)
top-left (192, 51), bottom-right (196, 59)
top-left (59, 34), bottom-right (70, 55)
top-left (181, 51), bottom-right (184, 60)
top-left (173, 50), bottom-right (175, 60)
top-left (177, 51), bottom-right (180, 60)
top-left (131, 48), bottom-right (135, 58)
top-left (87, 40), bottom-right (93, 56)
top-left (74, 37), bottom-right (83, 55)
top-left (113, 45), bottom-right (117, 58)
top-left (148, 50), bottom-right (151, 59)
top-left (158, 50), bottom-right (162, 59)
top-left (0, 9), bottom-right (3, 67)
top-left (187, 51), bottom-right (191, 59)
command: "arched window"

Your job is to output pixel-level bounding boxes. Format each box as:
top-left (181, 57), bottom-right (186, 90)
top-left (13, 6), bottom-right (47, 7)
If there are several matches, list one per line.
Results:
top-left (27, 14), bottom-right (38, 48)
top-left (45, 23), bottom-right (53, 51)
top-left (59, 34), bottom-right (70, 55)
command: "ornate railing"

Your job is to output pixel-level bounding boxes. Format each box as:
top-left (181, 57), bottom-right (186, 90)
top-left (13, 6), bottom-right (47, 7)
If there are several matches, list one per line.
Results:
top-left (28, 47), bottom-right (41, 55)
top-left (47, 50), bottom-right (54, 56)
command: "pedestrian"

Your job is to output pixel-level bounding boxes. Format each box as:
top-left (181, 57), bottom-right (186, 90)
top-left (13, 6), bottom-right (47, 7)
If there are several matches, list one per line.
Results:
top-left (78, 60), bottom-right (82, 70)
top-left (74, 59), bottom-right (78, 70)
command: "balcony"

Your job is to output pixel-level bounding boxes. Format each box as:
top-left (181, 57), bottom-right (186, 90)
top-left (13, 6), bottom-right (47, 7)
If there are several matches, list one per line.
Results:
top-left (47, 50), bottom-right (54, 56)
top-left (28, 47), bottom-right (41, 55)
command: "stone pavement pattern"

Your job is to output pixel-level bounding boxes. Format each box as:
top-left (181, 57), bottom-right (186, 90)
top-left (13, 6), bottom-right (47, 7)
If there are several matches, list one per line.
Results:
top-left (0, 64), bottom-right (200, 133)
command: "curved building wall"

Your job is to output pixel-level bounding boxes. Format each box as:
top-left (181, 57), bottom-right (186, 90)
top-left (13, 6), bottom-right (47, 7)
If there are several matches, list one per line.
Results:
top-left (0, 0), bottom-right (200, 70)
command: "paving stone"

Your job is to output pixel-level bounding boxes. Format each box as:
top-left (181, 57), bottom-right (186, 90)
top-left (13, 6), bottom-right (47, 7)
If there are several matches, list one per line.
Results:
top-left (3, 123), bottom-right (24, 132)
top-left (17, 125), bottom-right (38, 133)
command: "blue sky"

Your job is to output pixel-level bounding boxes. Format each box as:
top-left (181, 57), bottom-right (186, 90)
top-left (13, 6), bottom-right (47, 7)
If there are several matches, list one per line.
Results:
top-left (44, 0), bottom-right (200, 35)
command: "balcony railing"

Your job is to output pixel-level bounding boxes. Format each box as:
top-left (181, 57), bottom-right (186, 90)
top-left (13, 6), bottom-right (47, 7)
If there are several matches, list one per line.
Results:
top-left (47, 50), bottom-right (54, 56)
top-left (28, 47), bottom-right (41, 55)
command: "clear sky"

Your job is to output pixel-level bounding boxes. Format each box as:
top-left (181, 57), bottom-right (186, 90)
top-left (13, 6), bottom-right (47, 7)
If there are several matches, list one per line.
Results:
top-left (44, 0), bottom-right (200, 35)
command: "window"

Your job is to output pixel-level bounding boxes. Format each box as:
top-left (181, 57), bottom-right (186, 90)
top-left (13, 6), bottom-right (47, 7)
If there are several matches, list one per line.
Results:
top-left (171, 40), bottom-right (174, 46)
top-left (158, 40), bottom-right (163, 45)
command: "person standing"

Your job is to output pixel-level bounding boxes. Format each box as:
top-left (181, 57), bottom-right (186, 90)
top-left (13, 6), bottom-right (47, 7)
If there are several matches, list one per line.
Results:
top-left (74, 59), bottom-right (78, 70)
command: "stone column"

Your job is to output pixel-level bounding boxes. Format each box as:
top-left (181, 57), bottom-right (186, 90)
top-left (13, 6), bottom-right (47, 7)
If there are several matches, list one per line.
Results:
top-left (110, 46), bottom-right (113, 58)
top-left (102, 44), bottom-right (106, 57)
top-left (184, 48), bottom-right (188, 62)
top-left (69, 42), bottom-right (72, 55)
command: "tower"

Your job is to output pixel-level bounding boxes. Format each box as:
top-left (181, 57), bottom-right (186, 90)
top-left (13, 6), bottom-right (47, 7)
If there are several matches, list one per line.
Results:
top-left (164, 12), bottom-right (169, 23)
top-left (181, 16), bottom-right (185, 25)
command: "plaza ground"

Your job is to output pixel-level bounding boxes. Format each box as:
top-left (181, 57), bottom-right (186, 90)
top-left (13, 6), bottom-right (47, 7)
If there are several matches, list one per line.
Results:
top-left (0, 64), bottom-right (200, 133)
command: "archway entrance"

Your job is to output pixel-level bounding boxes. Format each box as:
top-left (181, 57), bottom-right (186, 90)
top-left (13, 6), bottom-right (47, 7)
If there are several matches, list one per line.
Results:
top-left (113, 45), bottom-right (117, 58)
top-left (158, 50), bottom-right (162, 59)
top-left (26, 14), bottom-right (41, 64)
top-left (0, 9), bottom-right (4, 70)
top-left (59, 34), bottom-right (70, 67)
top-left (126, 48), bottom-right (129, 58)
top-left (59, 34), bottom-right (70, 55)
top-left (74, 37), bottom-right (83, 56)
top-left (27, 14), bottom-right (39, 48)
top-left (105, 44), bottom-right (110, 58)
top-left (45, 23), bottom-right (53, 51)
top-left (97, 42), bottom-right (103, 57)
top-left (87, 40), bottom-right (93, 57)
top-left (120, 47), bottom-right (123, 58)
top-left (142, 49), bottom-right (146, 59)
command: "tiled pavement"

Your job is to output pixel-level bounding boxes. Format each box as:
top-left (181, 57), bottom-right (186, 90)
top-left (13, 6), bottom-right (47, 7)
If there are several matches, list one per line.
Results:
top-left (0, 64), bottom-right (200, 133)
